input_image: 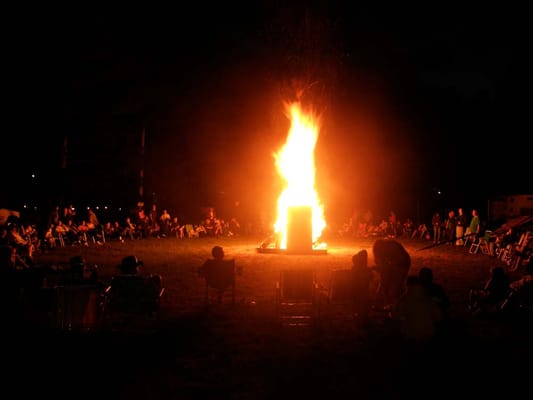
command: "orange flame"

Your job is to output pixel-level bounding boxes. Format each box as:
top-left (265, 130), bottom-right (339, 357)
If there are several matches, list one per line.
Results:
top-left (273, 102), bottom-right (326, 249)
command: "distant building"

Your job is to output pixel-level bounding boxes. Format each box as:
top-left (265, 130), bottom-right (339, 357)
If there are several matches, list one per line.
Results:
top-left (488, 194), bottom-right (533, 222)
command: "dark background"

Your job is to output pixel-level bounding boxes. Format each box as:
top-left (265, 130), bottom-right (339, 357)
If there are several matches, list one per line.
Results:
top-left (3, 2), bottom-right (530, 224)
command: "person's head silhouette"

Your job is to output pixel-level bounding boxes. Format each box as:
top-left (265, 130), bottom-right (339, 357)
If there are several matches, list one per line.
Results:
top-left (118, 255), bottom-right (143, 274)
top-left (211, 246), bottom-right (224, 260)
top-left (352, 249), bottom-right (368, 269)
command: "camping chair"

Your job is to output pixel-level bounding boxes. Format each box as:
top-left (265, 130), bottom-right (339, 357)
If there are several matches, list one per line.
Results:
top-left (323, 269), bottom-right (355, 305)
top-left (469, 231), bottom-right (492, 255)
top-left (314, 269), bottom-right (354, 322)
top-left (202, 259), bottom-right (237, 304)
top-left (56, 232), bottom-right (66, 247)
top-left (185, 224), bottom-right (198, 238)
top-left (507, 231), bottom-right (533, 272)
top-left (103, 274), bottom-right (165, 330)
top-left (319, 269), bottom-right (377, 325)
top-left (275, 269), bottom-right (319, 327)
top-left (50, 284), bottom-right (104, 332)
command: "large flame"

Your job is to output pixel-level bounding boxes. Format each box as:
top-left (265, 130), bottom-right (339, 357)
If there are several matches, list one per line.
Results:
top-left (273, 102), bottom-right (326, 249)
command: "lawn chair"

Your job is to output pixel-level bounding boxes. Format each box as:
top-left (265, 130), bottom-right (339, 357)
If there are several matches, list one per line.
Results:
top-left (102, 274), bottom-right (165, 330)
top-left (50, 284), bottom-right (105, 332)
top-left (201, 259), bottom-right (238, 305)
top-left (185, 224), bottom-right (198, 238)
top-left (323, 269), bottom-right (354, 305)
top-left (275, 269), bottom-right (319, 327)
top-left (469, 231), bottom-right (492, 255)
top-left (506, 231), bottom-right (532, 272)
top-left (318, 269), bottom-right (375, 326)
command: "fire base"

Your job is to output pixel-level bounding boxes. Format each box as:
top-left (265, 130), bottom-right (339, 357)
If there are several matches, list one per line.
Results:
top-left (259, 206), bottom-right (327, 254)
top-left (256, 247), bottom-right (328, 255)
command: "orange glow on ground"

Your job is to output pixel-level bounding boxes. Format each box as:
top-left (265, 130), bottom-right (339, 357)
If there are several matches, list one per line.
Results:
top-left (273, 102), bottom-right (326, 250)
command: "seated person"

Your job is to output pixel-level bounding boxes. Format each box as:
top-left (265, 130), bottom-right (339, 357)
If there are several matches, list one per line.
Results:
top-left (418, 267), bottom-right (450, 317)
top-left (0, 245), bottom-right (23, 313)
top-left (390, 275), bottom-right (444, 342)
top-left (469, 266), bottom-right (511, 314)
top-left (0, 244), bottom-right (44, 309)
top-left (372, 239), bottom-right (411, 309)
top-left (505, 258), bottom-right (533, 312)
top-left (111, 255), bottom-right (162, 300)
top-left (60, 255), bottom-right (101, 286)
top-left (412, 223), bottom-right (429, 240)
top-left (117, 255), bottom-right (144, 275)
top-left (198, 246), bottom-right (237, 302)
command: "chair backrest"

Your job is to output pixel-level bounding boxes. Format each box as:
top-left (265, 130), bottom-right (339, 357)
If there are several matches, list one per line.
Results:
top-left (51, 284), bottom-right (102, 332)
top-left (185, 224), bottom-right (198, 238)
top-left (203, 259), bottom-right (235, 289)
top-left (107, 274), bottom-right (163, 313)
top-left (327, 269), bottom-right (354, 304)
top-left (276, 269), bottom-right (318, 327)
top-left (203, 259), bottom-right (236, 304)
top-left (278, 269), bottom-right (317, 303)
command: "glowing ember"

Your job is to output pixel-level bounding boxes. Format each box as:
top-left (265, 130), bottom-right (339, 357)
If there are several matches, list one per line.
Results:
top-left (273, 102), bottom-right (326, 250)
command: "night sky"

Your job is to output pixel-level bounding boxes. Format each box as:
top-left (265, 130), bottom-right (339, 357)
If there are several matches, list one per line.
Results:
top-left (3, 3), bottom-right (530, 223)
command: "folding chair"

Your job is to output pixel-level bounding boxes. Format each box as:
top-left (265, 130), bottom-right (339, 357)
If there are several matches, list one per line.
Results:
top-left (103, 274), bottom-right (165, 330)
top-left (53, 232), bottom-right (65, 247)
top-left (201, 259), bottom-right (237, 305)
top-left (507, 231), bottom-right (533, 271)
top-left (275, 269), bottom-right (319, 327)
top-left (314, 269), bottom-right (358, 323)
top-left (324, 269), bottom-right (355, 305)
top-left (185, 224), bottom-right (199, 238)
top-left (51, 284), bottom-right (104, 332)
top-left (469, 231), bottom-right (492, 255)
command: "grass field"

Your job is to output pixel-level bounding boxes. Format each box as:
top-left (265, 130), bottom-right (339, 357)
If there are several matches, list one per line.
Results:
top-left (9, 235), bottom-right (532, 399)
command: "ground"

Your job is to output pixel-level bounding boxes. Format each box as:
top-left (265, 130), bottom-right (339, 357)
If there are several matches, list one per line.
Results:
top-left (7, 236), bottom-right (532, 399)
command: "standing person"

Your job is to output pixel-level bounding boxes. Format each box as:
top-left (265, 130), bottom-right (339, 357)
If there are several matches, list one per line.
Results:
top-left (48, 206), bottom-right (60, 229)
top-left (87, 208), bottom-right (100, 228)
top-left (455, 208), bottom-right (467, 245)
top-left (444, 210), bottom-right (456, 245)
top-left (388, 211), bottom-right (398, 238)
top-left (149, 204), bottom-right (159, 235)
top-left (159, 209), bottom-right (171, 237)
top-left (432, 212), bottom-right (442, 244)
top-left (467, 209), bottom-right (481, 239)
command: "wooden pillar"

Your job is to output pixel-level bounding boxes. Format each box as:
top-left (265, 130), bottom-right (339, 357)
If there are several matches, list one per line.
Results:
top-left (286, 206), bottom-right (312, 254)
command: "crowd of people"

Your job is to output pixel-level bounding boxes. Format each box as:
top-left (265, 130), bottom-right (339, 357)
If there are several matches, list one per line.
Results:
top-left (345, 239), bottom-right (533, 343)
top-left (337, 208), bottom-right (484, 244)
top-left (2, 197), bottom-right (532, 342)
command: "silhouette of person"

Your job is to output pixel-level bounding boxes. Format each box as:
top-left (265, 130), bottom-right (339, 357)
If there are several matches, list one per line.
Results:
top-left (351, 249), bottom-right (374, 326)
top-left (469, 266), bottom-right (510, 314)
top-left (418, 267), bottom-right (450, 316)
top-left (114, 255), bottom-right (162, 295)
top-left (390, 275), bottom-right (443, 342)
top-left (372, 239), bottom-right (411, 309)
top-left (198, 246), bottom-right (235, 303)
